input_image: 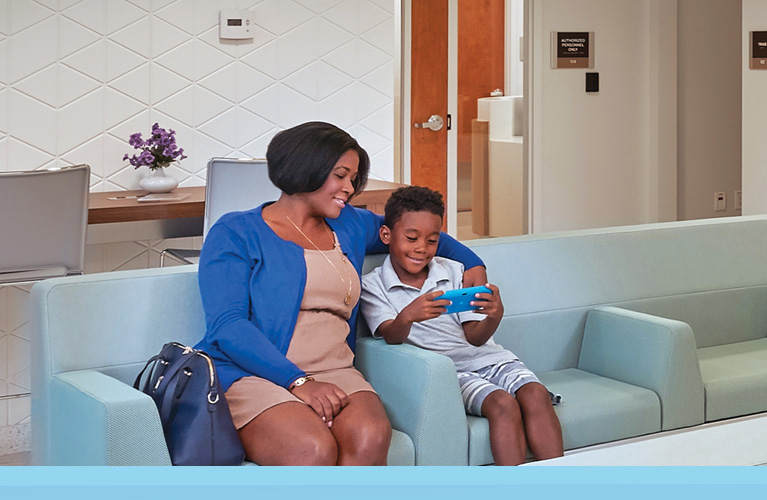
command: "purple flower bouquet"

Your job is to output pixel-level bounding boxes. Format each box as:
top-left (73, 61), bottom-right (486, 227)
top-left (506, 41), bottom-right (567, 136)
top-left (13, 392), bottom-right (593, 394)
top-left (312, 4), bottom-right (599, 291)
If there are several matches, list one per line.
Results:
top-left (123, 123), bottom-right (187, 170)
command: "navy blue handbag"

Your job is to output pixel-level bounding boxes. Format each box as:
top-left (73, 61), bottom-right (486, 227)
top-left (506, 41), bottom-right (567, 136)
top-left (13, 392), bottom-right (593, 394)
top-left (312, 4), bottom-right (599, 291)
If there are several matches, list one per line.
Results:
top-left (134, 342), bottom-right (245, 466)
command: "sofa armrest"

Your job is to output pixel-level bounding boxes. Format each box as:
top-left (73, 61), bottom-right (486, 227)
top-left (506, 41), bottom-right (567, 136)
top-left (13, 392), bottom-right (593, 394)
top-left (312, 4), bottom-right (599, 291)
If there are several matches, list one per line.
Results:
top-left (355, 337), bottom-right (468, 465)
top-left (578, 306), bottom-right (705, 430)
top-left (45, 370), bottom-right (171, 465)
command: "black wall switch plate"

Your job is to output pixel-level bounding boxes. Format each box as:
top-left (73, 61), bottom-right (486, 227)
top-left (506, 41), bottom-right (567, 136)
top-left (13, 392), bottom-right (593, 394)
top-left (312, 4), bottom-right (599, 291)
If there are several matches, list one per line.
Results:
top-left (586, 72), bottom-right (599, 92)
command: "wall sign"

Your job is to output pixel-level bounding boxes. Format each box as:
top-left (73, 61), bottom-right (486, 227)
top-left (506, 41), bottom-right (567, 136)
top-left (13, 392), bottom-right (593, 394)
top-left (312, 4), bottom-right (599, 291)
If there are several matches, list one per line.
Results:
top-left (750, 31), bottom-right (767, 69)
top-left (551, 32), bottom-right (594, 69)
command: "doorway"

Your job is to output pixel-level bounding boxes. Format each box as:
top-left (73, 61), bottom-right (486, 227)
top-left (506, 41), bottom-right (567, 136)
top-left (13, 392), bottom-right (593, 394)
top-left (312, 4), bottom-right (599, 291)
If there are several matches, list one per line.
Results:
top-left (404, 0), bottom-right (526, 238)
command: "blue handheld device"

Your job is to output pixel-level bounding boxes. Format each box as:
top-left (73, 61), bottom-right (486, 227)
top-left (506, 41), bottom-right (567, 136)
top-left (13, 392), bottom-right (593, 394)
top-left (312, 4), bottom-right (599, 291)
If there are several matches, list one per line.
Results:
top-left (438, 285), bottom-right (492, 314)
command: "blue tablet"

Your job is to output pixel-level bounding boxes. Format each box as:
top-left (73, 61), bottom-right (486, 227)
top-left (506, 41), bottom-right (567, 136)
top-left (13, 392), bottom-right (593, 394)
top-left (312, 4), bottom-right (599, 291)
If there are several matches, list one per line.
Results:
top-left (439, 285), bottom-right (492, 314)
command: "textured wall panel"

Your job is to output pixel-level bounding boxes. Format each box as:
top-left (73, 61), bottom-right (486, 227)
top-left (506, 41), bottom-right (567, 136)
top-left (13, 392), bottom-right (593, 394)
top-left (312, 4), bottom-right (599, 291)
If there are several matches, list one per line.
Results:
top-left (0, 0), bottom-right (395, 446)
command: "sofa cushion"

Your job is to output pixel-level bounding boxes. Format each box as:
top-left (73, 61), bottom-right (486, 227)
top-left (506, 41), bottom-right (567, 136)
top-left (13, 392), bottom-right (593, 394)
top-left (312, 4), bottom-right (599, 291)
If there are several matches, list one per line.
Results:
top-left (698, 337), bottom-right (767, 422)
top-left (465, 368), bottom-right (661, 465)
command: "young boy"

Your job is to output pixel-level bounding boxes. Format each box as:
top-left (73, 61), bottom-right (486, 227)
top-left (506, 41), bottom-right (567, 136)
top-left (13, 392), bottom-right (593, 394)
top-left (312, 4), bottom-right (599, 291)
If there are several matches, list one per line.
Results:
top-left (360, 186), bottom-right (563, 465)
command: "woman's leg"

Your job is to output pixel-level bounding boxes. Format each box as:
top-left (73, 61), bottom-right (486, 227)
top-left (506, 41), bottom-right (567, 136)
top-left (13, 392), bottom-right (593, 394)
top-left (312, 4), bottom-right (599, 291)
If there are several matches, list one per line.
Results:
top-left (481, 389), bottom-right (527, 465)
top-left (515, 382), bottom-right (563, 460)
top-left (328, 391), bottom-right (392, 465)
top-left (238, 401), bottom-right (338, 465)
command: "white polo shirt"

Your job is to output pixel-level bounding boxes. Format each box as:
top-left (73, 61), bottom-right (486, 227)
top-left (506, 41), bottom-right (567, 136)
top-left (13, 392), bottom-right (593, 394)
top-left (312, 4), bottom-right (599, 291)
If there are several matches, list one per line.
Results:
top-left (360, 256), bottom-right (517, 372)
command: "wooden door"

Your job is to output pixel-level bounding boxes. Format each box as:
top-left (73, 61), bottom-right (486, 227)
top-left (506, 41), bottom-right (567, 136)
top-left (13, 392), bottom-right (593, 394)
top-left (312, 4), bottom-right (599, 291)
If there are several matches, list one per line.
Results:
top-left (410, 0), bottom-right (449, 202)
top-left (410, 0), bottom-right (505, 231)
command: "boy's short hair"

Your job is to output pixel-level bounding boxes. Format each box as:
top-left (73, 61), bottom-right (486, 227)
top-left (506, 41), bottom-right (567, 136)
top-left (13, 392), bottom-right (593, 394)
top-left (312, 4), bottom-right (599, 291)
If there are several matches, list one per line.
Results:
top-left (266, 121), bottom-right (370, 197)
top-left (384, 186), bottom-right (445, 228)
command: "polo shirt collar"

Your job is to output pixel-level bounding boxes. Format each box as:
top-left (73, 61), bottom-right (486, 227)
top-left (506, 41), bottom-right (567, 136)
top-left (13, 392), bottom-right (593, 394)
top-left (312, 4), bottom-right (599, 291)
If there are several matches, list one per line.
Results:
top-left (380, 255), bottom-right (451, 292)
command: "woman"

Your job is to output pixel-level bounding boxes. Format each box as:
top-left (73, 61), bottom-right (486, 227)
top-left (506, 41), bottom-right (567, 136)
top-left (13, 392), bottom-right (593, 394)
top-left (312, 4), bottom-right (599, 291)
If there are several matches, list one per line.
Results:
top-left (196, 122), bottom-right (486, 465)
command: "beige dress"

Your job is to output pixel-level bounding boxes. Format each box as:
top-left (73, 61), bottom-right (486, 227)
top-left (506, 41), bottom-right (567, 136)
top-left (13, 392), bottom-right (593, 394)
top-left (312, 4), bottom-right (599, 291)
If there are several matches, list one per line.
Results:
top-left (225, 236), bottom-right (375, 429)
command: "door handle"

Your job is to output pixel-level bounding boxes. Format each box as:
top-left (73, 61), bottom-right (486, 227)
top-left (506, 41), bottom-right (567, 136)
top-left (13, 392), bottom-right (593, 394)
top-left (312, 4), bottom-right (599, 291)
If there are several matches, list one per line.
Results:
top-left (414, 115), bottom-right (444, 131)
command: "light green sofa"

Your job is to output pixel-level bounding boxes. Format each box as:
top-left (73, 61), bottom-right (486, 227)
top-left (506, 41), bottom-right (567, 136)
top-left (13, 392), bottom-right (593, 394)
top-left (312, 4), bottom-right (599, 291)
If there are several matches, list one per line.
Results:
top-left (30, 267), bottom-right (415, 466)
top-left (31, 215), bottom-right (767, 466)
top-left (358, 216), bottom-right (767, 465)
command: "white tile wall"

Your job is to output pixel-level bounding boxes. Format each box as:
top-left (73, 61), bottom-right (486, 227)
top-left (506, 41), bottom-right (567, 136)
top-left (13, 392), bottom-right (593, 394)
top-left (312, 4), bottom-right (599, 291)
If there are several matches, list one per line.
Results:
top-left (0, 0), bottom-right (395, 453)
top-left (1, 0), bottom-right (394, 185)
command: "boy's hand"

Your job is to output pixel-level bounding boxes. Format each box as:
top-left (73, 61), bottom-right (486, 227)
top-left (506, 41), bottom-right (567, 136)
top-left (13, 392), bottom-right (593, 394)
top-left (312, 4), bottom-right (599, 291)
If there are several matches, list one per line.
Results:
top-left (462, 283), bottom-right (504, 347)
top-left (376, 291), bottom-right (449, 344)
top-left (400, 290), bottom-right (450, 323)
top-left (471, 283), bottom-right (503, 319)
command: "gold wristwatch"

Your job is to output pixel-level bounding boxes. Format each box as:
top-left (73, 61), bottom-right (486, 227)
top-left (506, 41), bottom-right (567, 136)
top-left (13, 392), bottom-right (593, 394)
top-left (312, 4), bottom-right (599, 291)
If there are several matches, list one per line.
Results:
top-left (289, 375), bottom-right (314, 391)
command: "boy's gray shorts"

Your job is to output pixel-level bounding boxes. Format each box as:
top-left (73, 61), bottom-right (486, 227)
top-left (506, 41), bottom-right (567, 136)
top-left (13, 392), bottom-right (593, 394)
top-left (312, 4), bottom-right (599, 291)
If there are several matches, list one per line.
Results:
top-left (456, 360), bottom-right (560, 416)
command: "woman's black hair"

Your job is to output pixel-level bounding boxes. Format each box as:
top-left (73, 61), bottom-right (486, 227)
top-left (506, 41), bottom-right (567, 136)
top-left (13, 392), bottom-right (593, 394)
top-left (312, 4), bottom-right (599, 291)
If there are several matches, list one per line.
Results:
top-left (266, 121), bottom-right (370, 197)
top-left (384, 185), bottom-right (445, 228)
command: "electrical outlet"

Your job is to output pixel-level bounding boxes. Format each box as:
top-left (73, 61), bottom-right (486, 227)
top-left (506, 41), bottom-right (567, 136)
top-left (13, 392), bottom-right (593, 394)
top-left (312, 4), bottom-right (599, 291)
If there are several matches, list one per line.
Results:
top-left (735, 190), bottom-right (742, 211)
top-left (714, 192), bottom-right (726, 212)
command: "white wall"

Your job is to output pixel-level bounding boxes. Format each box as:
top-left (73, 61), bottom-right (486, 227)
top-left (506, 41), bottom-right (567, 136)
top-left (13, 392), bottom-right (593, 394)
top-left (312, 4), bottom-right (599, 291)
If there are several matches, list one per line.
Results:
top-left (742, 0), bottom-right (767, 215)
top-left (528, 0), bottom-right (677, 234)
top-left (0, 0), bottom-right (395, 186)
top-left (0, 0), bottom-right (395, 455)
top-left (677, 0), bottom-right (742, 220)
top-left (506, 0), bottom-right (524, 97)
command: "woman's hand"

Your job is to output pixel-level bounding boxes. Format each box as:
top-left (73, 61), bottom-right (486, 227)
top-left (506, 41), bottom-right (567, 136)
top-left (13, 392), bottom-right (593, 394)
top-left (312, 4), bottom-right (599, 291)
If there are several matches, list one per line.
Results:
top-left (462, 265), bottom-right (488, 288)
top-left (290, 380), bottom-right (349, 427)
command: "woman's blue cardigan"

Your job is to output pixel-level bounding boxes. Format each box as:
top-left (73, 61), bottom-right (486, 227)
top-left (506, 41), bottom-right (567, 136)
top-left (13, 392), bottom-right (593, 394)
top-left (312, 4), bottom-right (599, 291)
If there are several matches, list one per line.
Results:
top-left (195, 203), bottom-right (484, 392)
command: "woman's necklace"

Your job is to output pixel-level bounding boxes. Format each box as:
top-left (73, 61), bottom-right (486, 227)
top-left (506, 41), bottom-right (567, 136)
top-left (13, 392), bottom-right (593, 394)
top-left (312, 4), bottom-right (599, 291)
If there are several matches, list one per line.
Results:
top-left (285, 215), bottom-right (353, 306)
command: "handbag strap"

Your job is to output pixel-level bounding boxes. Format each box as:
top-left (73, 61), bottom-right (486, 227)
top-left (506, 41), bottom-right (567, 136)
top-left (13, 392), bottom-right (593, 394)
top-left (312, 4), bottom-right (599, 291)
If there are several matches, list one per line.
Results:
top-left (151, 356), bottom-right (187, 408)
top-left (158, 366), bottom-right (183, 425)
top-left (134, 343), bottom-right (188, 393)
top-left (133, 354), bottom-right (162, 391)
top-left (157, 355), bottom-right (217, 425)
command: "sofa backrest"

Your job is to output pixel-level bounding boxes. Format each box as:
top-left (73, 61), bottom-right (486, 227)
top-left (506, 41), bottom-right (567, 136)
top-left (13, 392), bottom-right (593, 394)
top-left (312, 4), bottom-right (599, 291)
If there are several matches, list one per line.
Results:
top-left (463, 216), bottom-right (767, 372)
top-left (31, 266), bottom-right (205, 387)
top-left (33, 215), bottom-right (767, 381)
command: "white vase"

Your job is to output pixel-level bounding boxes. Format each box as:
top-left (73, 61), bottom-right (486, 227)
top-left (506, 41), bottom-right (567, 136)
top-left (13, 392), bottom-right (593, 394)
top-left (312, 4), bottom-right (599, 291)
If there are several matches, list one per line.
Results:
top-left (140, 168), bottom-right (178, 193)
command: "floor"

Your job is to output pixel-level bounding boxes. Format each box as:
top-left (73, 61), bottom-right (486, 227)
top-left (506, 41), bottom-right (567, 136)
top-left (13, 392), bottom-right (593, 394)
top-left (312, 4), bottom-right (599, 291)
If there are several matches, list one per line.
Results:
top-left (456, 162), bottom-right (486, 242)
top-left (527, 413), bottom-right (767, 466)
top-left (456, 210), bottom-right (485, 242)
top-left (0, 451), bottom-right (29, 466)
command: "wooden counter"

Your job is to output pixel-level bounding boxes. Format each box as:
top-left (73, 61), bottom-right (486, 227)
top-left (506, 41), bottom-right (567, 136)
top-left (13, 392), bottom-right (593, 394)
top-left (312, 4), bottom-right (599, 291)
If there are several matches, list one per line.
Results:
top-left (88, 179), bottom-right (403, 228)
top-left (88, 187), bottom-right (205, 224)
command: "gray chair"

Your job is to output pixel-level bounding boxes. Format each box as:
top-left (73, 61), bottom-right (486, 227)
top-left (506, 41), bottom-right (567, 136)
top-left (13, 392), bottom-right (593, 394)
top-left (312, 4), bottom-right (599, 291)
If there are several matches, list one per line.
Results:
top-left (160, 158), bottom-right (281, 266)
top-left (0, 165), bottom-right (90, 284)
top-left (0, 164), bottom-right (89, 402)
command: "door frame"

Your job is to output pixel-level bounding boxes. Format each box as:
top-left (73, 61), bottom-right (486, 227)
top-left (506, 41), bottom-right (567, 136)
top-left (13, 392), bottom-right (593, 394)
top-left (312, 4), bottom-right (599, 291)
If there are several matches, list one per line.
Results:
top-left (400, 0), bottom-right (505, 236)
top-left (399, 0), bottom-right (489, 236)
top-left (398, 0), bottom-right (411, 185)
top-left (399, 0), bottom-right (454, 232)
top-left (399, 0), bottom-right (523, 236)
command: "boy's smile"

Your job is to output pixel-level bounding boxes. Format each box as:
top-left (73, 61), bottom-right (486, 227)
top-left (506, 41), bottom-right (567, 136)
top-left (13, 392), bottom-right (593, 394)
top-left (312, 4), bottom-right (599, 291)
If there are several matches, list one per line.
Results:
top-left (381, 210), bottom-right (443, 288)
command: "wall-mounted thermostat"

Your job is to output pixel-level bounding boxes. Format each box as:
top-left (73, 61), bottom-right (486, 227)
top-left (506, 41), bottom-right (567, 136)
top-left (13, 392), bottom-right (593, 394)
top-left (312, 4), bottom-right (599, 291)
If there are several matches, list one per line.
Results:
top-left (219, 9), bottom-right (254, 40)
